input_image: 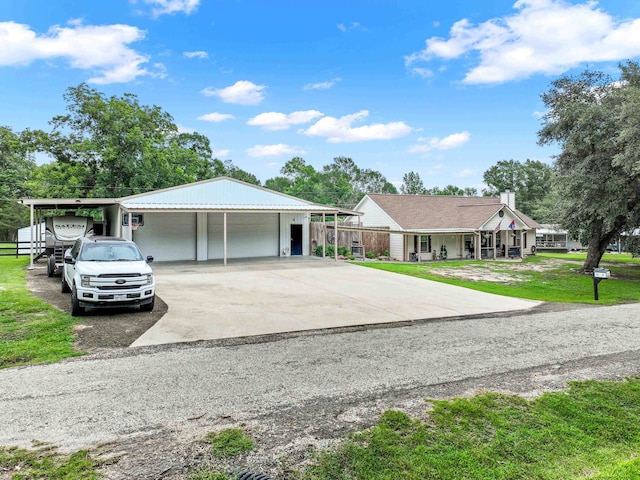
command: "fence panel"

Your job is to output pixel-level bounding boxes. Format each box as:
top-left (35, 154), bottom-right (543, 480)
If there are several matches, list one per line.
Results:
top-left (309, 222), bottom-right (389, 257)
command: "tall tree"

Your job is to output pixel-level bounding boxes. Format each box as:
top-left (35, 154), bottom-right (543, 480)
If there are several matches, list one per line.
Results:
top-left (25, 83), bottom-right (218, 198)
top-left (482, 159), bottom-right (553, 215)
top-left (400, 171), bottom-right (426, 195)
top-left (538, 62), bottom-right (640, 271)
top-left (0, 126), bottom-right (35, 239)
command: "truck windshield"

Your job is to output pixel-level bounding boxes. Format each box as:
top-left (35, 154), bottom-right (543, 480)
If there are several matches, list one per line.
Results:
top-left (79, 243), bottom-right (144, 262)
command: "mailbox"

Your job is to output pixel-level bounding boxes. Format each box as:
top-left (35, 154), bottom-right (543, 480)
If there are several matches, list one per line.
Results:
top-left (592, 268), bottom-right (611, 300)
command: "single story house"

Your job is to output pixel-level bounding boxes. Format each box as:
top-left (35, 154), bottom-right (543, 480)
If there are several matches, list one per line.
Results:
top-left (346, 192), bottom-right (539, 261)
top-left (20, 177), bottom-right (358, 265)
top-left (535, 224), bottom-right (585, 253)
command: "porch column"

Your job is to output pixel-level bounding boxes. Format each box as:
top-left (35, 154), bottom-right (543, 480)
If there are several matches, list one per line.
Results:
top-left (322, 213), bottom-right (326, 258)
top-left (29, 203), bottom-right (34, 268)
top-left (223, 212), bottom-right (227, 266)
top-left (493, 231), bottom-right (497, 260)
top-left (520, 230), bottom-right (525, 258)
top-left (334, 214), bottom-right (338, 261)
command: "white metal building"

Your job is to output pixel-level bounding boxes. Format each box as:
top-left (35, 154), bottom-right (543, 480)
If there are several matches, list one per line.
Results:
top-left (20, 177), bottom-right (356, 265)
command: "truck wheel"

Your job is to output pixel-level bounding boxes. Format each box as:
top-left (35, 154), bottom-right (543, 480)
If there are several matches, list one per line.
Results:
top-left (71, 286), bottom-right (84, 316)
top-left (140, 296), bottom-right (155, 312)
top-left (61, 276), bottom-right (71, 293)
top-left (47, 257), bottom-right (55, 277)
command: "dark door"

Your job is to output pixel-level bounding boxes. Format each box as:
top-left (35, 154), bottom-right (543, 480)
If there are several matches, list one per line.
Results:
top-left (291, 224), bottom-right (303, 255)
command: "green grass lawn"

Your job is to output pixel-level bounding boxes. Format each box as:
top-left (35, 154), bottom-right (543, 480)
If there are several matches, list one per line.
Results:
top-left (0, 256), bottom-right (84, 369)
top-left (354, 253), bottom-right (640, 305)
top-left (301, 378), bottom-right (640, 480)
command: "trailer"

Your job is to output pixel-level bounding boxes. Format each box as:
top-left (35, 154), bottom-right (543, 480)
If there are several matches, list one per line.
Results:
top-left (45, 216), bottom-right (96, 277)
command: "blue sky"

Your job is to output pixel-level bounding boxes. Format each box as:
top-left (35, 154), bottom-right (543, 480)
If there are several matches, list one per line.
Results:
top-left (2, 0), bottom-right (640, 191)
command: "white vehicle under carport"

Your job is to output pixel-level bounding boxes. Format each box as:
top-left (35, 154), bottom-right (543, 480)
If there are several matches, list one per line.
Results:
top-left (62, 236), bottom-right (155, 316)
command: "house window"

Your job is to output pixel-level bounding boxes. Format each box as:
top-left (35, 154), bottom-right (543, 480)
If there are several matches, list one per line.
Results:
top-left (420, 235), bottom-right (431, 252)
top-left (524, 233), bottom-right (527, 248)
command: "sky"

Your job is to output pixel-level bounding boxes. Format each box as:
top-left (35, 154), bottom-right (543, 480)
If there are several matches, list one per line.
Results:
top-left (2, 0), bottom-right (640, 191)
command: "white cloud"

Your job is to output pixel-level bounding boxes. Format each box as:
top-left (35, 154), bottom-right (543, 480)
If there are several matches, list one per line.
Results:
top-left (247, 110), bottom-right (323, 131)
top-left (265, 162), bottom-right (279, 167)
top-left (406, 0), bottom-right (640, 84)
top-left (0, 21), bottom-right (153, 84)
top-left (211, 149), bottom-right (230, 158)
top-left (246, 144), bottom-right (306, 157)
top-left (183, 50), bottom-right (208, 59)
top-left (303, 78), bottom-right (341, 90)
top-left (138, 0), bottom-right (200, 17)
top-left (176, 124), bottom-right (195, 133)
top-left (407, 131), bottom-right (470, 153)
top-left (411, 68), bottom-right (433, 78)
top-left (201, 80), bottom-right (266, 105)
top-left (198, 112), bottom-right (235, 122)
top-left (301, 110), bottom-right (412, 143)
top-left (337, 22), bottom-right (366, 32)
top-left (454, 168), bottom-right (474, 178)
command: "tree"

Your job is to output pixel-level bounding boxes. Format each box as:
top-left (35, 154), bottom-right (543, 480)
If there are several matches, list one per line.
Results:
top-left (0, 126), bottom-right (35, 239)
top-left (25, 84), bottom-right (219, 198)
top-left (266, 156), bottom-right (395, 208)
top-left (482, 159), bottom-right (553, 215)
top-left (212, 159), bottom-right (260, 185)
top-left (400, 171), bottom-right (425, 194)
top-left (538, 62), bottom-right (640, 271)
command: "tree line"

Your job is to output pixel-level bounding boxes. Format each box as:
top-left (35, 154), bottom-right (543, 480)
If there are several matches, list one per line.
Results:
top-left (5, 60), bottom-right (640, 271)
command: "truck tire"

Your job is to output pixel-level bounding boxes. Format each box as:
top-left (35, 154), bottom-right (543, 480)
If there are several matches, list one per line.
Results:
top-left (71, 286), bottom-right (84, 316)
top-left (140, 295), bottom-right (155, 312)
top-left (61, 276), bottom-right (71, 293)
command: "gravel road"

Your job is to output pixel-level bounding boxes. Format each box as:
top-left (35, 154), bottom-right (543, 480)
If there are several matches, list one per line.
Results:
top-left (2, 303), bottom-right (640, 479)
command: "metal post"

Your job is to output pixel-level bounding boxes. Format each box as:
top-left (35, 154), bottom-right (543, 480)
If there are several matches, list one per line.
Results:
top-left (29, 203), bottom-right (34, 269)
top-left (223, 212), bottom-right (227, 266)
top-left (128, 212), bottom-right (133, 240)
top-left (594, 277), bottom-right (600, 301)
top-left (334, 214), bottom-right (338, 261)
top-left (322, 213), bottom-right (326, 258)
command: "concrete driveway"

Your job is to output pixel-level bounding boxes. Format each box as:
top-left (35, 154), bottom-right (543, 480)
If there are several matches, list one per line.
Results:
top-left (131, 258), bottom-right (540, 346)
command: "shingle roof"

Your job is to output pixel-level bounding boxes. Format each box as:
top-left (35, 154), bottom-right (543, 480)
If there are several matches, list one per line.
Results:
top-left (367, 194), bottom-right (539, 230)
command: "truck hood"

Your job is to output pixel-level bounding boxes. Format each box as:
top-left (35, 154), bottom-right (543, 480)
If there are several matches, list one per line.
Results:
top-left (75, 261), bottom-right (153, 276)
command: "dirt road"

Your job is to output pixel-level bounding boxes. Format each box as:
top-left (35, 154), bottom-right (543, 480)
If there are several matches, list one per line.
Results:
top-left (1, 303), bottom-right (640, 478)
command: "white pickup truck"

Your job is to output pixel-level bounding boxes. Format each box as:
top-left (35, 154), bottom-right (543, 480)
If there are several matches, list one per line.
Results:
top-left (62, 236), bottom-right (155, 316)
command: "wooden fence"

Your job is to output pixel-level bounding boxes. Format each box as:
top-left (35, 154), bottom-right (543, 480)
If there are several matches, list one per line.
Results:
top-left (309, 222), bottom-right (390, 257)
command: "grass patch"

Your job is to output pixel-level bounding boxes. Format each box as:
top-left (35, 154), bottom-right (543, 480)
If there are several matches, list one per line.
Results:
top-left (301, 378), bottom-right (640, 480)
top-left (0, 446), bottom-right (98, 479)
top-left (208, 429), bottom-right (254, 459)
top-left (354, 254), bottom-right (640, 304)
top-left (0, 256), bottom-right (84, 369)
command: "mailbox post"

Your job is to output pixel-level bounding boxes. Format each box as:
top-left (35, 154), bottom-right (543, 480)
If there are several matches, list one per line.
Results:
top-left (593, 268), bottom-right (610, 301)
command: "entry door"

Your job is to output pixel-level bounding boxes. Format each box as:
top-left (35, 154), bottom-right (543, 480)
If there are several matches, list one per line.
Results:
top-left (291, 224), bottom-right (303, 255)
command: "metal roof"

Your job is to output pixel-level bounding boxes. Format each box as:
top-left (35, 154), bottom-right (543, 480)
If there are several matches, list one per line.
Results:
top-left (19, 198), bottom-right (118, 210)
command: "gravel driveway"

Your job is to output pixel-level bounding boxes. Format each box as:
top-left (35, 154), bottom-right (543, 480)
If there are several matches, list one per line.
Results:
top-left (1, 302), bottom-right (640, 479)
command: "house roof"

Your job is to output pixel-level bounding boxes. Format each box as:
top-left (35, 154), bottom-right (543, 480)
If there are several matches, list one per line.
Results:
top-left (366, 194), bottom-right (540, 230)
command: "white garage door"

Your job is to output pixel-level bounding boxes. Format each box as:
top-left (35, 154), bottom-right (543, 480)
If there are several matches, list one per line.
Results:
top-left (133, 213), bottom-right (196, 261)
top-left (208, 213), bottom-right (279, 259)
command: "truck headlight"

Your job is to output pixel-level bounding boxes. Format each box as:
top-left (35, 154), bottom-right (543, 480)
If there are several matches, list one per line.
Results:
top-left (81, 275), bottom-right (95, 287)
top-left (145, 273), bottom-right (153, 285)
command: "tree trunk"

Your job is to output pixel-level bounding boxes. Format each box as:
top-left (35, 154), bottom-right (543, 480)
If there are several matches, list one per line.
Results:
top-left (583, 236), bottom-right (606, 272)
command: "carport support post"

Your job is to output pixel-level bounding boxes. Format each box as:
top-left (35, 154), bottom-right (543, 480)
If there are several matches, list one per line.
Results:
top-left (334, 214), bottom-right (338, 261)
top-left (223, 212), bottom-right (227, 266)
top-left (29, 203), bottom-right (34, 269)
top-left (322, 213), bottom-right (326, 258)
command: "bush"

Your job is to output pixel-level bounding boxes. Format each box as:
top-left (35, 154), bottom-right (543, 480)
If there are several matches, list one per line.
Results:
top-left (366, 251), bottom-right (375, 259)
top-left (315, 245), bottom-right (351, 257)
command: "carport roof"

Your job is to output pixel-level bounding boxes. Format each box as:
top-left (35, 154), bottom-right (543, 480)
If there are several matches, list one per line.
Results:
top-left (119, 177), bottom-right (361, 215)
top-left (19, 198), bottom-right (119, 210)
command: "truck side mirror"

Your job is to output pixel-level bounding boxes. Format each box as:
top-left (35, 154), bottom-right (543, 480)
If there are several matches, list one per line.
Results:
top-left (64, 255), bottom-right (75, 265)
top-left (146, 255), bottom-right (154, 263)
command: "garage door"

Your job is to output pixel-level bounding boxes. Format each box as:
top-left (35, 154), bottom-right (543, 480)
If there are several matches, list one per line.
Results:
top-left (208, 213), bottom-right (278, 259)
top-left (133, 213), bottom-right (196, 261)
